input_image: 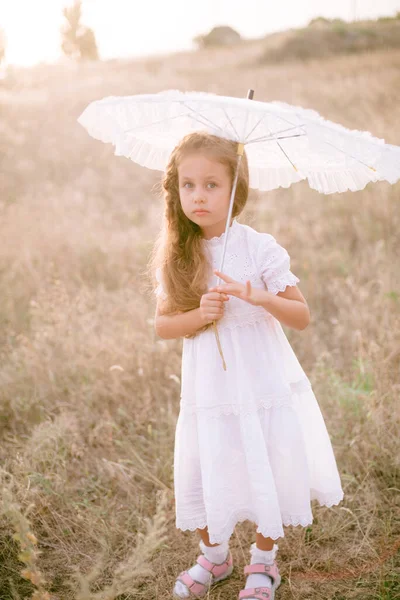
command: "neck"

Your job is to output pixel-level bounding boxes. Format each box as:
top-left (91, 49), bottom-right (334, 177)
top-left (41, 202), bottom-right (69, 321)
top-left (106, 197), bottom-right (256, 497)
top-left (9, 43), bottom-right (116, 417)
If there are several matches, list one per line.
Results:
top-left (201, 217), bottom-right (234, 240)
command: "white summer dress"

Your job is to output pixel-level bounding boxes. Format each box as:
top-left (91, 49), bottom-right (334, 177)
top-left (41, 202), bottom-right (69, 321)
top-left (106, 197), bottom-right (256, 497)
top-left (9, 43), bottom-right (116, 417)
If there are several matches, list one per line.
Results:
top-left (155, 218), bottom-right (344, 544)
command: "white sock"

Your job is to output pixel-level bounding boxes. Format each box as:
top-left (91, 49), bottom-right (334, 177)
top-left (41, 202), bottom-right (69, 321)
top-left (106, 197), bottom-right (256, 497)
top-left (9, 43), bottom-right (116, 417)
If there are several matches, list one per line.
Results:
top-left (173, 538), bottom-right (230, 598)
top-left (244, 542), bottom-right (278, 597)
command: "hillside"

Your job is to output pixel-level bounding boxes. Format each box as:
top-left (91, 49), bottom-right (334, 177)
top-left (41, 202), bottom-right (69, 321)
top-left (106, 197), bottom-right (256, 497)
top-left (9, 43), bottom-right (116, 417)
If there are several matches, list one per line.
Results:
top-left (258, 15), bottom-right (400, 63)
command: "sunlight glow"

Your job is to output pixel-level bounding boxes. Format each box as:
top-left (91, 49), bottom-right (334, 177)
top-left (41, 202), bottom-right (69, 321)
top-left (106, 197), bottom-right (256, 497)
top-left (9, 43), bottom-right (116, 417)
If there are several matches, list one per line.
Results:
top-left (0, 2), bottom-right (64, 66)
top-left (0, 0), bottom-right (399, 67)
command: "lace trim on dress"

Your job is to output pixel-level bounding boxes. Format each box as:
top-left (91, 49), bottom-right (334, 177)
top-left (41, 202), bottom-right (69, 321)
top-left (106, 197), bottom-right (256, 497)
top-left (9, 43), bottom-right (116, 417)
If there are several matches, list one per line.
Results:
top-left (176, 491), bottom-right (344, 543)
top-left (202, 218), bottom-right (240, 247)
top-left (216, 309), bottom-right (274, 331)
top-left (311, 488), bottom-right (344, 507)
top-left (267, 272), bottom-right (300, 295)
top-left (180, 377), bottom-right (312, 418)
top-left (176, 510), bottom-right (287, 542)
top-left (180, 390), bottom-right (294, 418)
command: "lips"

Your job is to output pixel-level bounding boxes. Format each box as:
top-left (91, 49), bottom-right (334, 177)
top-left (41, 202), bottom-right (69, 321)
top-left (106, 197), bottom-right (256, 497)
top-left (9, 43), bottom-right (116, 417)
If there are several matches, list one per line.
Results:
top-left (194, 210), bottom-right (209, 214)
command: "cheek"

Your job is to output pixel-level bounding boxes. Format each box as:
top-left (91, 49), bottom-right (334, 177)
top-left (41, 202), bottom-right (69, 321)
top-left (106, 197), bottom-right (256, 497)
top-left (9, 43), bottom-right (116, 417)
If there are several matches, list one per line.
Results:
top-left (179, 194), bottom-right (191, 212)
top-left (219, 188), bottom-right (231, 203)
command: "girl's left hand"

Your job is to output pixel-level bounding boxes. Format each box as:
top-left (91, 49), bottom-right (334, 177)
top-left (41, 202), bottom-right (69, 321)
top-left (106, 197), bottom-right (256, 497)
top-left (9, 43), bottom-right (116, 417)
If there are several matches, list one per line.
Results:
top-left (209, 270), bottom-right (265, 306)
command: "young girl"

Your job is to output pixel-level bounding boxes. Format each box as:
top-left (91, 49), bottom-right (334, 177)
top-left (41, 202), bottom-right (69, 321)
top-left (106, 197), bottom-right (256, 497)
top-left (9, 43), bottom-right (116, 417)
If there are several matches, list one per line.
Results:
top-left (150, 131), bottom-right (344, 600)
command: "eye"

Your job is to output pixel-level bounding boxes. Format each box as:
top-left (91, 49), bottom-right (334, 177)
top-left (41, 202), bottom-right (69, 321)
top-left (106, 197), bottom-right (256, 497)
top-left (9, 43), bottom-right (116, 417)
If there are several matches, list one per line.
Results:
top-left (207, 182), bottom-right (217, 188)
top-left (183, 182), bottom-right (193, 188)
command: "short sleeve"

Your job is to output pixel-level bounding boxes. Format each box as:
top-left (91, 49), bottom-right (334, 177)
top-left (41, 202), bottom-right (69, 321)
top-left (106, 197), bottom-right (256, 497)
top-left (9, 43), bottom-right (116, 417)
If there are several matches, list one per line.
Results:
top-left (258, 234), bottom-right (300, 295)
top-left (154, 267), bottom-right (168, 301)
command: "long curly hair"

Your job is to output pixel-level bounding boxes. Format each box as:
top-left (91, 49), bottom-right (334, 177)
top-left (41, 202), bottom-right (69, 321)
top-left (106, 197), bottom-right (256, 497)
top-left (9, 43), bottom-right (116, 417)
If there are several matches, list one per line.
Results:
top-left (149, 131), bottom-right (249, 333)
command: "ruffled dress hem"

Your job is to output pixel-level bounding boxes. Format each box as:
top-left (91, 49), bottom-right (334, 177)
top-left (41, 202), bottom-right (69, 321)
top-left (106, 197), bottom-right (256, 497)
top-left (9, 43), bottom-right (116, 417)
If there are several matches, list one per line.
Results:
top-left (176, 489), bottom-right (344, 543)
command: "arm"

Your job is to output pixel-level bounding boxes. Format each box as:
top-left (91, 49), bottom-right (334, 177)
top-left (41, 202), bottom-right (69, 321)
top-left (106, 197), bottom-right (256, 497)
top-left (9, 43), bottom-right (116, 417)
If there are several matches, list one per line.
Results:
top-left (155, 302), bottom-right (207, 340)
top-left (154, 290), bottom-right (230, 340)
top-left (257, 284), bottom-right (310, 331)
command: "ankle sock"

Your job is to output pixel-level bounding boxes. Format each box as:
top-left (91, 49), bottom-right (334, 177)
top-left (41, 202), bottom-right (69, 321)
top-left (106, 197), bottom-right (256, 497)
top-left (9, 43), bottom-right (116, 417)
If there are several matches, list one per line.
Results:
top-left (173, 538), bottom-right (230, 598)
top-left (244, 542), bottom-right (278, 597)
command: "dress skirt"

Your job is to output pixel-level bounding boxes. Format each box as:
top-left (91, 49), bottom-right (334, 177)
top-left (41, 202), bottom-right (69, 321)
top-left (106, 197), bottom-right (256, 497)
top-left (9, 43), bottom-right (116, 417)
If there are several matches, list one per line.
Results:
top-left (173, 314), bottom-right (344, 544)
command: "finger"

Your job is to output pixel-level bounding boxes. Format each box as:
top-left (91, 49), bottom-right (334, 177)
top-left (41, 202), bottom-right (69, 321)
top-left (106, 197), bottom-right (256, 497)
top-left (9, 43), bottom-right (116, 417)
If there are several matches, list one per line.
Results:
top-left (210, 288), bottom-right (230, 297)
top-left (213, 269), bottom-right (235, 284)
top-left (208, 292), bottom-right (229, 301)
top-left (208, 311), bottom-right (223, 320)
top-left (215, 285), bottom-right (241, 296)
top-left (208, 289), bottom-right (229, 300)
top-left (206, 301), bottom-right (224, 308)
top-left (211, 285), bottom-right (228, 294)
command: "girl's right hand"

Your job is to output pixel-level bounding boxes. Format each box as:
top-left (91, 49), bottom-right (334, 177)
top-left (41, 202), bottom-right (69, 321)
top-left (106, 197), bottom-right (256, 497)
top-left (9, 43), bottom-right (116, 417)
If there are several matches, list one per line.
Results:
top-left (200, 291), bottom-right (229, 324)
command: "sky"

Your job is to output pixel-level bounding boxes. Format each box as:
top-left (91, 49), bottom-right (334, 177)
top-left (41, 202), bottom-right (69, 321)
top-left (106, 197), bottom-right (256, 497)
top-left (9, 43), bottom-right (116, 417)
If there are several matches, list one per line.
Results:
top-left (0, 0), bottom-right (400, 66)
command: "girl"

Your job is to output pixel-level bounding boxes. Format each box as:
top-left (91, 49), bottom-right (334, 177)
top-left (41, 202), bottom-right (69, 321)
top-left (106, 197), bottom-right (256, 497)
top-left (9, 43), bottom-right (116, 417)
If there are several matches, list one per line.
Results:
top-left (150, 131), bottom-right (344, 600)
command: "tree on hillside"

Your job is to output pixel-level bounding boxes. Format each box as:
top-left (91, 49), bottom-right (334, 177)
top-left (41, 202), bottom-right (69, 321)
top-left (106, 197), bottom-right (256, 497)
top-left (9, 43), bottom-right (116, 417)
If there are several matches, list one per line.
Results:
top-left (61, 0), bottom-right (99, 61)
top-left (194, 26), bottom-right (241, 49)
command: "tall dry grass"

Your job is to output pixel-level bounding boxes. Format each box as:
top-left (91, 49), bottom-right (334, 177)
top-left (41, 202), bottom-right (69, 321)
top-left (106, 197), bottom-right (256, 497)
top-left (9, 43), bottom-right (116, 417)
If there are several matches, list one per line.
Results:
top-left (0, 42), bottom-right (399, 599)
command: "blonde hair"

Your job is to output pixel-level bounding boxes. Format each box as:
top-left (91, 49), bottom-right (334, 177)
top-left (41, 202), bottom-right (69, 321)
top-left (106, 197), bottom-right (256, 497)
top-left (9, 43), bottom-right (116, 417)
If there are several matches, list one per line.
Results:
top-left (149, 131), bottom-right (249, 334)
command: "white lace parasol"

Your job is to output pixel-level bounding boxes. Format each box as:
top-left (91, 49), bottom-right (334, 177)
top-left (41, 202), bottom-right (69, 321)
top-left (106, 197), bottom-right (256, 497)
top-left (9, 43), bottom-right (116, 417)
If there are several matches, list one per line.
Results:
top-left (78, 88), bottom-right (400, 194)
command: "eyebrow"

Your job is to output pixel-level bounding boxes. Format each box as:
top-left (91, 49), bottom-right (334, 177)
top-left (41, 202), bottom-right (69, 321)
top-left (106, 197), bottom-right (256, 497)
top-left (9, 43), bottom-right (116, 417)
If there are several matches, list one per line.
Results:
top-left (180, 175), bottom-right (221, 181)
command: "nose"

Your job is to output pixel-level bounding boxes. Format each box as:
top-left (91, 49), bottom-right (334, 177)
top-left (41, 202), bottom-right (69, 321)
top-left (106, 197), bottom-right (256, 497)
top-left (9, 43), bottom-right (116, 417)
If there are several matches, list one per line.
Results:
top-left (194, 194), bottom-right (206, 204)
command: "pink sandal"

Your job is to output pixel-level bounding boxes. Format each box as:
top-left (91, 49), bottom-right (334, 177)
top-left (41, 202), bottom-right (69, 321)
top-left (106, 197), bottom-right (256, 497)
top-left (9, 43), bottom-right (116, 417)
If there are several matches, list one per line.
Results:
top-left (238, 560), bottom-right (282, 600)
top-left (173, 549), bottom-right (234, 598)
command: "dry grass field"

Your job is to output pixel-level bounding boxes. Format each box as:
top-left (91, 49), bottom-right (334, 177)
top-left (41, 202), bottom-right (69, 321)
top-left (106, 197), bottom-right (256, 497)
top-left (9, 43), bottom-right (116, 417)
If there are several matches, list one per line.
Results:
top-left (0, 30), bottom-right (399, 600)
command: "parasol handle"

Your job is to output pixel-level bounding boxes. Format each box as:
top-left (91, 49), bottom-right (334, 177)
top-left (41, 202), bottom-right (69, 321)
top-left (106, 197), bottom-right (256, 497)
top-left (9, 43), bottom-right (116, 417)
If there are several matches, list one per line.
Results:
top-left (211, 88), bottom-right (255, 372)
top-left (212, 320), bottom-right (227, 371)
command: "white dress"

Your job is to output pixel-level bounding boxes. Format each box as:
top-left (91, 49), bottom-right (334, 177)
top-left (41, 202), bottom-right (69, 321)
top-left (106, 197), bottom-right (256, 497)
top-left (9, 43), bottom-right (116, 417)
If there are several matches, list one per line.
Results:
top-left (155, 218), bottom-right (344, 544)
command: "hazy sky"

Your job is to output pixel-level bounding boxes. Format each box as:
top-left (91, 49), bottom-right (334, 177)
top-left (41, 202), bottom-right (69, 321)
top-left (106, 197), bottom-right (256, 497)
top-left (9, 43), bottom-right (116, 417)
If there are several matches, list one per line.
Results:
top-left (1, 0), bottom-right (400, 66)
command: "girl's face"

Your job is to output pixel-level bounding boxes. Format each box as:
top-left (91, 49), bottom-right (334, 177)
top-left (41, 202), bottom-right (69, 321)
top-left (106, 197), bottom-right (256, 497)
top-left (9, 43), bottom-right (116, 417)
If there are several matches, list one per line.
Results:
top-left (177, 152), bottom-right (232, 238)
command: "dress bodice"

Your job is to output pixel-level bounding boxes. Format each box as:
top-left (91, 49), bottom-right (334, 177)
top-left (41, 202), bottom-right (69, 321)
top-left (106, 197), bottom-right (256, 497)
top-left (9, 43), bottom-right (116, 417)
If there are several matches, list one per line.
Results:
top-left (200, 219), bottom-right (300, 331)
